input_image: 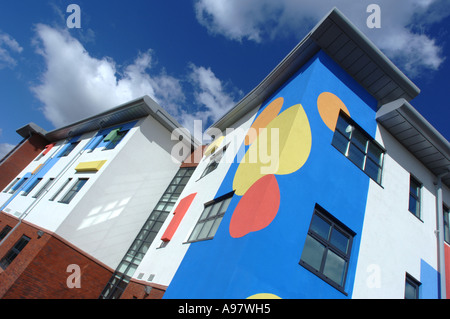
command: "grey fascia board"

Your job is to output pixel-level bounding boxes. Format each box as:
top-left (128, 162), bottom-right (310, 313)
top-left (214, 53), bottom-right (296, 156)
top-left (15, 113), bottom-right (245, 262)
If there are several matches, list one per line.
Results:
top-left (209, 7), bottom-right (420, 133)
top-left (16, 122), bottom-right (48, 139)
top-left (323, 8), bottom-right (420, 101)
top-left (377, 98), bottom-right (450, 162)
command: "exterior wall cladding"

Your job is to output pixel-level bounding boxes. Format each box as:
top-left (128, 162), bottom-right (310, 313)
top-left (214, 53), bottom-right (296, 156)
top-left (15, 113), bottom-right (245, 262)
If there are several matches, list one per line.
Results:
top-left (0, 8), bottom-right (449, 299)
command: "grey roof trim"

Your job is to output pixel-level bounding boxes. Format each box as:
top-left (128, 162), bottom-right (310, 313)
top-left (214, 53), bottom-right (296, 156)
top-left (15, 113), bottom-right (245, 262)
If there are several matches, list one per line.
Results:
top-left (210, 7), bottom-right (420, 132)
top-left (44, 95), bottom-right (199, 147)
top-left (377, 99), bottom-right (450, 187)
top-left (16, 122), bottom-right (48, 139)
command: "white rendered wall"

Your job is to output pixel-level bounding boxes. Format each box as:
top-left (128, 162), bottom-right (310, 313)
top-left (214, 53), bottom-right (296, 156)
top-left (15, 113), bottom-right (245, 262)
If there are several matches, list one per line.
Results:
top-left (132, 106), bottom-right (259, 287)
top-left (54, 116), bottom-right (183, 269)
top-left (352, 125), bottom-right (450, 298)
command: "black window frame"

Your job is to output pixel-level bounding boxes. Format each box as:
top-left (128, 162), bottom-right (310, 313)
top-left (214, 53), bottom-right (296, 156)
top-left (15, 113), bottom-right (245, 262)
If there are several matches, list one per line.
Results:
top-left (299, 205), bottom-right (355, 294)
top-left (405, 273), bottom-right (421, 299)
top-left (408, 175), bottom-right (422, 219)
top-left (33, 178), bottom-right (55, 199)
top-left (0, 235), bottom-right (31, 270)
top-left (199, 144), bottom-right (228, 179)
top-left (59, 178), bottom-right (88, 204)
top-left (443, 204), bottom-right (450, 244)
top-left (331, 112), bottom-right (385, 185)
top-left (187, 192), bottom-right (234, 243)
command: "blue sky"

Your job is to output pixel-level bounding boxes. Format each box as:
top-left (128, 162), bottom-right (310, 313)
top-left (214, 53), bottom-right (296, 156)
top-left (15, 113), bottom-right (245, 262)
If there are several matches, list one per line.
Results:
top-left (0, 0), bottom-right (449, 158)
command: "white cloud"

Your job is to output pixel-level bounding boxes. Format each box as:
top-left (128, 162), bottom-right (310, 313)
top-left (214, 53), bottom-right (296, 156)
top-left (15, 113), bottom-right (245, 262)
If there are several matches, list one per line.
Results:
top-left (31, 24), bottom-right (185, 128)
top-left (0, 31), bottom-right (23, 69)
top-left (179, 64), bottom-right (238, 136)
top-left (194, 0), bottom-right (449, 76)
top-left (0, 143), bottom-right (15, 160)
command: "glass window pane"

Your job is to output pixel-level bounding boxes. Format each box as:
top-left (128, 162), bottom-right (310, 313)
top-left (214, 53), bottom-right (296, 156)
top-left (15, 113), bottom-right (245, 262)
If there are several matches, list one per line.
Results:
top-left (405, 280), bottom-right (418, 299)
top-left (365, 158), bottom-right (381, 183)
top-left (198, 220), bottom-right (214, 239)
top-left (410, 179), bottom-right (420, 197)
top-left (189, 223), bottom-right (204, 242)
top-left (220, 197), bottom-right (232, 214)
top-left (208, 203), bottom-right (221, 218)
top-left (323, 250), bottom-right (346, 286)
top-left (367, 142), bottom-right (383, 165)
top-left (310, 214), bottom-right (331, 240)
top-left (199, 205), bottom-right (212, 220)
top-left (207, 216), bottom-right (223, 238)
top-left (335, 116), bottom-right (352, 138)
top-left (351, 130), bottom-right (367, 151)
top-left (331, 131), bottom-right (349, 155)
top-left (330, 229), bottom-right (349, 254)
top-left (300, 235), bottom-right (326, 271)
top-left (348, 144), bottom-right (365, 169)
top-left (409, 195), bottom-right (420, 217)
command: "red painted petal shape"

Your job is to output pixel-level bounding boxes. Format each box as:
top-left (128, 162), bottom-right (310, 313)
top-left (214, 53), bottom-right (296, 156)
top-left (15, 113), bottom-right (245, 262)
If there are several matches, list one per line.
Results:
top-left (229, 174), bottom-right (280, 238)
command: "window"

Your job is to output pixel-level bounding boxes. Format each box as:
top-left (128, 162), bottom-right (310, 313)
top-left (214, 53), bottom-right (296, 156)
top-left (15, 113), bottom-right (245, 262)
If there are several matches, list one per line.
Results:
top-left (87, 134), bottom-right (106, 153)
top-left (0, 235), bottom-right (30, 270)
top-left (299, 205), bottom-right (354, 293)
top-left (200, 145), bottom-right (227, 179)
top-left (332, 113), bottom-right (384, 184)
top-left (405, 273), bottom-right (421, 299)
top-left (444, 205), bottom-right (450, 244)
top-left (9, 177), bottom-right (28, 194)
top-left (59, 178), bottom-right (88, 204)
top-left (49, 178), bottom-right (72, 201)
top-left (22, 178), bottom-right (42, 196)
top-left (104, 130), bottom-right (129, 150)
top-left (3, 178), bottom-right (19, 193)
top-left (59, 141), bottom-right (80, 157)
top-left (408, 175), bottom-right (421, 219)
top-left (33, 178), bottom-right (55, 199)
top-left (187, 193), bottom-right (233, 243)
top-left (0, 225), bottom-right (12, 241)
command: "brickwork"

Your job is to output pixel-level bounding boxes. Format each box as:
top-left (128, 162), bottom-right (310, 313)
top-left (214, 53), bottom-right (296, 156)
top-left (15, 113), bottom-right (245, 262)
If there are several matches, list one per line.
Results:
top-left (0, 134), bottom-right (49, 190)
top-left (121, 279), bottom-right (166, 299)
top-left (0, 212), bottom-right (114, 299)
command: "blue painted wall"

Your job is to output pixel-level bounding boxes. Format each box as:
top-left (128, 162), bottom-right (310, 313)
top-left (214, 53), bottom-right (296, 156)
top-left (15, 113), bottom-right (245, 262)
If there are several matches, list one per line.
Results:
top-left (164, 50), bottom-right (378, 299)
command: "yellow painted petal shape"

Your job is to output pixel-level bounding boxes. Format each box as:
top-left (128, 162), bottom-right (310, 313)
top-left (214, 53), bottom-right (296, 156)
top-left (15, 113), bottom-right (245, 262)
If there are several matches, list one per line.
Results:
top-left (317, 92), bottom-right (350, 131)
top-left (233, 104), bottom-right (312, 196)
top-left (247, 293), bottom-right (282, 299)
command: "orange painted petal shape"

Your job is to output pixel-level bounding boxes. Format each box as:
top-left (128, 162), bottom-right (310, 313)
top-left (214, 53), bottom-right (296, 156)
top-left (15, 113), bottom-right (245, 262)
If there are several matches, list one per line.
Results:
top-left (229, 174), bottom-right (280, 238)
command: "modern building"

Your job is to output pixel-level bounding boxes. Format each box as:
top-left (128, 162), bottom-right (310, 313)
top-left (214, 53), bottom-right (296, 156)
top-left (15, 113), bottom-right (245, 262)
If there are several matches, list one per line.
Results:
top-left (0, 8), bottom-right (449, 299)
top-left (126, 8), bottom-right (450, 299)
top-left (0, 96), bottom-right (198, 298)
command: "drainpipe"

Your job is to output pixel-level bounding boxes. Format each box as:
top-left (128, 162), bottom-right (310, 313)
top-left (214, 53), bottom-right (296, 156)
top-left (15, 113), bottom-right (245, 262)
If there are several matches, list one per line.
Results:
top-left (436, 169), bottom-right (450, 299)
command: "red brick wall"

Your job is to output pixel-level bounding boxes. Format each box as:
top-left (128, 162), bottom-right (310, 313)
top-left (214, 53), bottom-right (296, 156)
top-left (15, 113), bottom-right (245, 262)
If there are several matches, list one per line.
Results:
top-left (0, 134), bottom-right (49, 190)
top-left (0, 212), bottom-right (114, 299)
top-left (121, 279), bottom-right (167, 299)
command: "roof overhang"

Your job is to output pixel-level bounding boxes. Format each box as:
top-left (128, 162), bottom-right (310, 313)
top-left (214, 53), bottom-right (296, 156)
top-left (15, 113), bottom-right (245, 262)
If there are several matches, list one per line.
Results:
top-left (377, 99), bottom-right (450, 187)
top-left (44, 95), bottom-right (200, 148)
top-left (16, 122), bottom-right (48, 139)
top-left (210, 7), bottom-right (420, 132)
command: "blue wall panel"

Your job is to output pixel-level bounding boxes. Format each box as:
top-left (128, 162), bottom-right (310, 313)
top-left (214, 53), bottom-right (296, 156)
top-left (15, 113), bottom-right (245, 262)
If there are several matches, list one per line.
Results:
top-left (164, 50), bottom-right (378, 299)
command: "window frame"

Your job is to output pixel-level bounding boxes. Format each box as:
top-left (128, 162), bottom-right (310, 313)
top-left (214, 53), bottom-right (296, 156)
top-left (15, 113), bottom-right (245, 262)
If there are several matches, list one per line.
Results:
top-left (299, 205), bottom-right (355, 294)
top-left (331, 112), bottom-right (385, 185)
top-left (0, 225), bottom-right (12, 241)
top-left (59, 178), bottom-right (88, 204)
top-left (186, 192), bottom-right (234, 243)
top-left (49, 178), bottom-right (72, 201)
top-left (443, 204), bottom-right (449, 244)
top-left (199, 144), bottom-right (228, 179)
top-left (33, 178), bottom-right (55, 199)
top-left (405, 273), bottom-right (421, 299)
top-left (3, 178), bottom-right (20, 193)
top-left (0, 235), bottom-right (31, 270)
top-left (408, 175), bottom-right (422, 219)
